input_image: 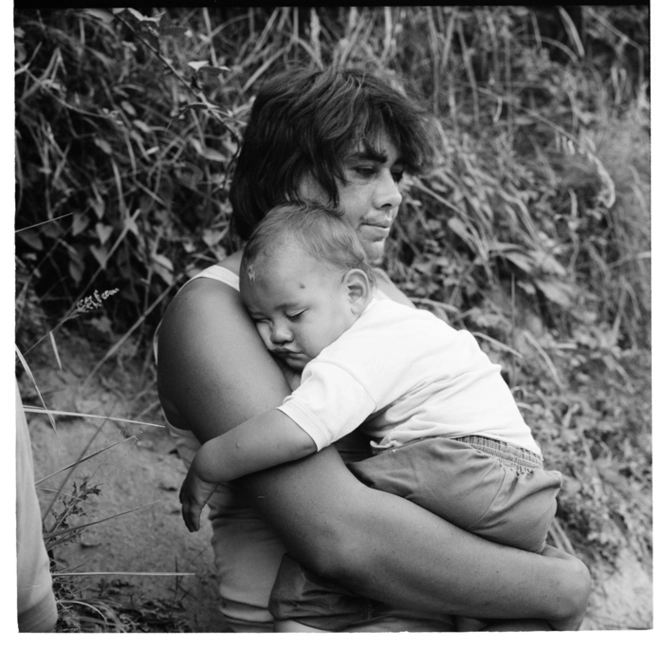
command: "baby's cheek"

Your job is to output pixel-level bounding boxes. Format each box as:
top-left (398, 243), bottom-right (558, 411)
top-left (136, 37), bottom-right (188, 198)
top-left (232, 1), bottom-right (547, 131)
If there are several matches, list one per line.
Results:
top-left (256, 323), bottom-right (272, 348)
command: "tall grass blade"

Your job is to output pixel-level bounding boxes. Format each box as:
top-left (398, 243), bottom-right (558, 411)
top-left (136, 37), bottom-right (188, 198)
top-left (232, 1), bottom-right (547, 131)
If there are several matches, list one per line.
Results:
top-left (23, 406), bottom-right (165, 429)
top-left (521, 331), bottom-right (564, 392)
top-left (54, 571), bottom-right (196, 577)
top-left (49, 331), bottom-right (63, 371)
top-left (15, 212), bottom-right (73, 234)
top-left (15, 345), bottom-right (57, 434)
top-left (558, 7), bottom-right (585, 58)
top-left (35, 437), bottom-right (137, 486)
top-left (83, 278), bottom-right (181, 384)
top-left (42, 501), bottom-right (163, 540)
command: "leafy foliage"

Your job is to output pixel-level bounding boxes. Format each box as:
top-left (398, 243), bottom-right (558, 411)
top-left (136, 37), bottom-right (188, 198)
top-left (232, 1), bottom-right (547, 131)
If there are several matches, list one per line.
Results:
top-left (43, 478), bottom-right (102, 554)
top-left (54, 577), bottom-right (192, 633)
top-left (15, 5), bottom-right (650, 627)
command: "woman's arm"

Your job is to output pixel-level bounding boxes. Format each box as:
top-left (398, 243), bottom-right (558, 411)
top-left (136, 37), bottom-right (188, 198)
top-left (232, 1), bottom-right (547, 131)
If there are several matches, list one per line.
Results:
top-left (240, 449), bottom-right (589, 629)
top-left (158, 276), bottom-right (590, 628)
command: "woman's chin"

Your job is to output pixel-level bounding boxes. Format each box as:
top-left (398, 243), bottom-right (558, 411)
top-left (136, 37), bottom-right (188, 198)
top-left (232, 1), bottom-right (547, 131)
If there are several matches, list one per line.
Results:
top-left (364, 241), bottom-right (387, 265)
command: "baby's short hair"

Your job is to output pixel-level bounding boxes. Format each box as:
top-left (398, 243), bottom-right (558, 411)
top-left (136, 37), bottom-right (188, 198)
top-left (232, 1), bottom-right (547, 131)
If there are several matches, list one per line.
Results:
top-left (240, 201), bottom-right (375, 284)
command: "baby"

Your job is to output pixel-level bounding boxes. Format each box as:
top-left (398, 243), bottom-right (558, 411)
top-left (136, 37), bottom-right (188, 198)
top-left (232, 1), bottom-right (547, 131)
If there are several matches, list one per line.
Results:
top-left (180, 201), bottom-right (562, 631)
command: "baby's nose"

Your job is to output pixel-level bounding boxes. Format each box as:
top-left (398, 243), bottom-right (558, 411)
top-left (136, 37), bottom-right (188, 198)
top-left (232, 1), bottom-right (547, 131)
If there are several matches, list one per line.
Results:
top-left (270, 323), bottom-right (293, 345)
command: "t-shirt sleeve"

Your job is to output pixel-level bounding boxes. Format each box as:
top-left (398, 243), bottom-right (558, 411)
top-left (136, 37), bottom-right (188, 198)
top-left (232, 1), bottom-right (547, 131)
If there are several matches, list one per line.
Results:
top-left (277, 361), bottom-right (377, 450)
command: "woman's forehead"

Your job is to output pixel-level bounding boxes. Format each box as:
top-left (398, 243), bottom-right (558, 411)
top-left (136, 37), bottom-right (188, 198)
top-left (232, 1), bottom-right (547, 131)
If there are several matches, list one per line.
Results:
top-left (343, 132), bottom-right (400, 162)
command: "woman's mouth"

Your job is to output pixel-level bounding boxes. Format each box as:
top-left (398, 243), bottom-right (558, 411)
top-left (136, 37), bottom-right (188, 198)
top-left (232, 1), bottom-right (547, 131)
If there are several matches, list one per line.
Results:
top-left (361, 222), bottom-right (391, 239)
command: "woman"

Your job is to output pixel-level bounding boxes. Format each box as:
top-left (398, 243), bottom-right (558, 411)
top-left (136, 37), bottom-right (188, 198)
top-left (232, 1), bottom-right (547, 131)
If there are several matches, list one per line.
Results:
top-left (156, 67), bottom-right (590, 632)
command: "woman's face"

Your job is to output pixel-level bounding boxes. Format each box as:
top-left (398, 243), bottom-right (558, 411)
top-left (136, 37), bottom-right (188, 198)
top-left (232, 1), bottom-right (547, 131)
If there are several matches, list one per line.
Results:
top-left (299, 134), bottom-right (404, 265)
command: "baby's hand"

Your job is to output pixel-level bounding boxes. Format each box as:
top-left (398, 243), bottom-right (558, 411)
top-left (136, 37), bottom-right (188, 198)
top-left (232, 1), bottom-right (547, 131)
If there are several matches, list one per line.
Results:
top-left (179, 466), bottom-right (219, 532)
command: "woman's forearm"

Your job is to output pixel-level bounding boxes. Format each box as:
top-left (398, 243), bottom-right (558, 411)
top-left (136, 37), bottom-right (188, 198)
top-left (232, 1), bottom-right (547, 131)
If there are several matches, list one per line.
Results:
top-left (238, 447), bottom-right (590, 626)
top-left (337, 502), bottom-right (589, 625)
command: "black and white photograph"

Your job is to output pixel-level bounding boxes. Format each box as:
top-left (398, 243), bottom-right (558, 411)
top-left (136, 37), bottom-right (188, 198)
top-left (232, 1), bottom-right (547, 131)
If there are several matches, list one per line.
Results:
top-left (11, 4), bottom-right (653, 637)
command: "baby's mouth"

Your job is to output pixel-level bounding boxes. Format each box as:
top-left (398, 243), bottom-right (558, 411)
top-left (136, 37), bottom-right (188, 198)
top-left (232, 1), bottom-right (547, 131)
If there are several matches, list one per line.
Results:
top-left (279, 351), bottom-right (308, 369)
top-left (275, 348), bottom-right (303, 360)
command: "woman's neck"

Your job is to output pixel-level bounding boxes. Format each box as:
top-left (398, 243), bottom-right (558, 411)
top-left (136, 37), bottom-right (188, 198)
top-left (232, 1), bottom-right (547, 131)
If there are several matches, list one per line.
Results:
top-left (219, 249), bottom-right (243, 275)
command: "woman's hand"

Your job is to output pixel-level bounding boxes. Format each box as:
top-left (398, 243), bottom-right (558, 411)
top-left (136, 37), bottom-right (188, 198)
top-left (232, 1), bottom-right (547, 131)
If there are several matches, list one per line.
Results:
top-left (179, 464), bottom-right (219, 532)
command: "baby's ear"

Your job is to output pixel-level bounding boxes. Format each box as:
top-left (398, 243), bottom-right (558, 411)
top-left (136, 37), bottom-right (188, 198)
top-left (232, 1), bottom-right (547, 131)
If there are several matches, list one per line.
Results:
top-left (345, 269), bottom-right (372, 313)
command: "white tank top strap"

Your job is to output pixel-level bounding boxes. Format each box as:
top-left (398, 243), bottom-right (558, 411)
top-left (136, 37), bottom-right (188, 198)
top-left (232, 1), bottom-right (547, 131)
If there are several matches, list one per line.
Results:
top-left (154, 265), bottom-right (240, 363)
top-left (183, 264), bottom-right (240, 290)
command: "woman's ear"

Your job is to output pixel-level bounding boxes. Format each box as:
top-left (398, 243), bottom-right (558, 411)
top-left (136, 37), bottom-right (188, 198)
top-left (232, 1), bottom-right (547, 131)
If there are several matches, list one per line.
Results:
top-left (344, 269), bottom-right (372, 314)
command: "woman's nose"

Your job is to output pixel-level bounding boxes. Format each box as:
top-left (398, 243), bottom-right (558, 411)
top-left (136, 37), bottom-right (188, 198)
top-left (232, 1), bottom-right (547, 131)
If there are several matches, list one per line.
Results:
top-left (374, 169), bottom-right (403, 210)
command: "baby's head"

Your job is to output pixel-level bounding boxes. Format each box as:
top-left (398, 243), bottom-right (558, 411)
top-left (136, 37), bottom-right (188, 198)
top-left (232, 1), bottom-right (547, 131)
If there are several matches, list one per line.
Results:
top-left (239, 201), bottom-right (375, 369)
top-left (241, 201), bottom-right (375, 284)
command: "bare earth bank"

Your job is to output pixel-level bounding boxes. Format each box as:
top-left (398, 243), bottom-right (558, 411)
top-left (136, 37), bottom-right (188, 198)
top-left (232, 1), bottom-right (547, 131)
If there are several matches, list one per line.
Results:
top-left (22, 337), bottom-right (652, 632)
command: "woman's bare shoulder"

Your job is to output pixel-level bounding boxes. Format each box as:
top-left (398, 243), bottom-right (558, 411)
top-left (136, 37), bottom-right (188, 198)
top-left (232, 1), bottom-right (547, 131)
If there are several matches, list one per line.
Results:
top-left (157, 257), bottom-right (289, 441)
top-left (161, 252), bottom-right (243, 334)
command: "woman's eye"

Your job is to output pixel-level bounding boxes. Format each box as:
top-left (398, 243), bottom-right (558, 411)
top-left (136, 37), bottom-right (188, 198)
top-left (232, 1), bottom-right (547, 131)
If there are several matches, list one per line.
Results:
top-left (353, 166), bottom-right (376, 178)
top-left (391, 169), bottom-right (404, 183)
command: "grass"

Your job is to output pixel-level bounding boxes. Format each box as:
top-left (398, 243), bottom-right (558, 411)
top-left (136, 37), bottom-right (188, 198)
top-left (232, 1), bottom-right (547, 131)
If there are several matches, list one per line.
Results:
top-left (15, 6), bottom-right (650, 631)
top-left (18, 337), bottom-right (200, 632)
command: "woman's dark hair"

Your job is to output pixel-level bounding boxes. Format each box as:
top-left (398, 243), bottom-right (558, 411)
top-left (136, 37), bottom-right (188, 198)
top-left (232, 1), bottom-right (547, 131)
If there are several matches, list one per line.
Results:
top-left (229, 67), bottom-right (435, 241)
top-left (240, 200), bottom-right (375, 287)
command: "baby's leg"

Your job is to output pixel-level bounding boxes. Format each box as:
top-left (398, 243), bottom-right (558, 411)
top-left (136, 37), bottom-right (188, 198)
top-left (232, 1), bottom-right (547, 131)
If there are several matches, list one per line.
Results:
top-left (269, 553), bottom-right (387, 632)
top-left (456, 616), bottom-right (490, 632)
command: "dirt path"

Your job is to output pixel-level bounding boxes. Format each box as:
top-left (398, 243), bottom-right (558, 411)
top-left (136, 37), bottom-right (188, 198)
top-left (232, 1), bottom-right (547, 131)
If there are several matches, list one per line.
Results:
top-left (21, 335), bottom-right (652, 632)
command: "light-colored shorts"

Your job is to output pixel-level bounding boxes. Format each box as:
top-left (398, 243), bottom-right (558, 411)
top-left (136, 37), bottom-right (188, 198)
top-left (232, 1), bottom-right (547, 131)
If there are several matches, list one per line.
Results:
top-left (350, 434), bottom-right (562, 552)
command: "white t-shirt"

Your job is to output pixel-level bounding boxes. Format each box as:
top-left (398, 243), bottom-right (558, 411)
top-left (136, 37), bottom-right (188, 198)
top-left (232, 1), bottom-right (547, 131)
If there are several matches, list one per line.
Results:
top-left (278, 298), bottom-right (540, 455)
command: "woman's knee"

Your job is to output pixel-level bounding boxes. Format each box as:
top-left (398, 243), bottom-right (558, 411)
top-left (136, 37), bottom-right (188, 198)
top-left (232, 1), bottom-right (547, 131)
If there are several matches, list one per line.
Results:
top-left (566, 556), bottom-right (592, 614)
top-left (542, 546), bottom-right (591, 628)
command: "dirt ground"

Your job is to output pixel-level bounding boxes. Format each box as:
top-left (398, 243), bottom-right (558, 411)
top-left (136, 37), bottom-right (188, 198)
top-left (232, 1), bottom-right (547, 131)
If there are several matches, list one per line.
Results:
top-left (20, 335), bottom-right (653, 633)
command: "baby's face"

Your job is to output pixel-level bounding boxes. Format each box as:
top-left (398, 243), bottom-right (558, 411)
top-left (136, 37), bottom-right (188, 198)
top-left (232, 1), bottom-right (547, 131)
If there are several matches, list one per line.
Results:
top-left (241, 245), bottom-right (358, 371)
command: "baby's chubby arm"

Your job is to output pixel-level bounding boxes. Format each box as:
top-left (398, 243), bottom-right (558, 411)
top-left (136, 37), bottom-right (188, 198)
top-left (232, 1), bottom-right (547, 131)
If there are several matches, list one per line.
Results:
top-left (196, 409), bottom-right (316, 481)
top-left (180, 409), bottom-right (316, 531)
